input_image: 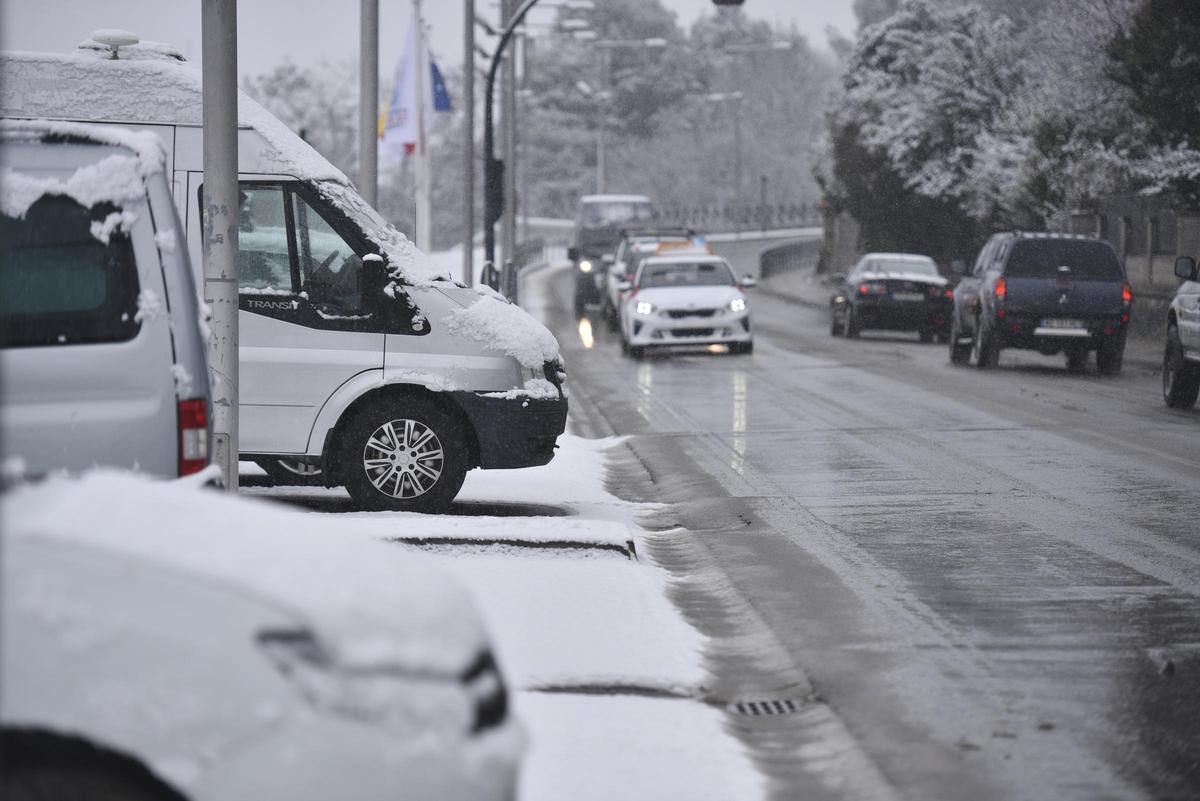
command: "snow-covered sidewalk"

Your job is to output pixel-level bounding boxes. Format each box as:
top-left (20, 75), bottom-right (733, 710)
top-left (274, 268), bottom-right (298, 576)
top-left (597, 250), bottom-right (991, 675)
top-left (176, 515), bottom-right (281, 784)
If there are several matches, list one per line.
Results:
top-left (241, 435), bottom-right (764, 800)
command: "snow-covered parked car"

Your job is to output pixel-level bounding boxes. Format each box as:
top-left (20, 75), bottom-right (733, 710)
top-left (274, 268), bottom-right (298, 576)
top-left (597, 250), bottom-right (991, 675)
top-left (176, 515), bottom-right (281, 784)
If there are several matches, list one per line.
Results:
top-left (0, 32), bottom-right (566, 512)
top-left (0, 471), bottom-right (522, 801)
top-left (618, 254), bottom-right (755, 358)
top-left (0, 119), bottom-right (212, 481)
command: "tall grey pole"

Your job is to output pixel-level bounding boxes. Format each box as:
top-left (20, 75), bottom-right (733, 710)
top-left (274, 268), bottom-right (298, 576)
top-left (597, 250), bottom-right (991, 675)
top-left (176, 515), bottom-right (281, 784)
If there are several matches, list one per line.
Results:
top-left (462, 0), bottom-right (475, 285)
top-left (201, 0), bottom-right (240, 491)
top-left (596, 46), bottom-right (609, 194)
top-left (734, 99), bottom-right (742, 233)
top-left (500, 0), bottom-right (517, 274)
top-left (359, 0), bottom-right (379, 206)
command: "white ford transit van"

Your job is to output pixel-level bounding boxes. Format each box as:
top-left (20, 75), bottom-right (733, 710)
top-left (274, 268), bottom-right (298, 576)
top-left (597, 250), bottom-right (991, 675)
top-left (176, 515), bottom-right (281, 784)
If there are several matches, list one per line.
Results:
top-left (0, 119), bottom-right (212, 480)
top-left (1, 35), bottom-right (567, 512)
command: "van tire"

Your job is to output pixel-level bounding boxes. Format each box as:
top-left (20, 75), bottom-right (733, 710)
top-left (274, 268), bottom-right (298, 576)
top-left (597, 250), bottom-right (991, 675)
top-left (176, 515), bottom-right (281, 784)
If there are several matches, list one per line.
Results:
top-left (340, 399), bottom-right (468, 513)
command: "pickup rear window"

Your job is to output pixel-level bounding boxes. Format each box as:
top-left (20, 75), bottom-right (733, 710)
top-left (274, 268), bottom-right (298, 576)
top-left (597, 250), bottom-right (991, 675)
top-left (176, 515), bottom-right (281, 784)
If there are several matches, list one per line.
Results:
top-left (1005, 240), bottom-right (1124, 280)
top-left (0, 196), bottom-right (141, 348)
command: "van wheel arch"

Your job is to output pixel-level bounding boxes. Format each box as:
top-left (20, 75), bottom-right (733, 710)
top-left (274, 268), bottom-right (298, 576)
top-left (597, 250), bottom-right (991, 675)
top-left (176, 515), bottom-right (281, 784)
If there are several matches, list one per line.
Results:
top-left (323, 385), bottom-right (479, 485)
top-left (1, 727), bottom-right (189, 801)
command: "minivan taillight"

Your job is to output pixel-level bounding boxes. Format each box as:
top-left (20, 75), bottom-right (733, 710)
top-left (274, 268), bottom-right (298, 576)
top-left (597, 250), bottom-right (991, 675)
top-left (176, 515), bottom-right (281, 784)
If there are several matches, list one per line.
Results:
top-left (178, 398), bottom-right (209, 476)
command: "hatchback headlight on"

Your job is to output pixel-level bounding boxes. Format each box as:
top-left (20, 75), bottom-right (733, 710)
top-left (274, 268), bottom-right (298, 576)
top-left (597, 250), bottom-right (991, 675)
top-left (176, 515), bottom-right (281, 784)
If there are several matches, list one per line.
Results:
top-left (635, 300), bottom-right (655, 316)
top-left (729, 297), bottom-right (747, 313)
top-left (579, 259), bottom-right (593, 273)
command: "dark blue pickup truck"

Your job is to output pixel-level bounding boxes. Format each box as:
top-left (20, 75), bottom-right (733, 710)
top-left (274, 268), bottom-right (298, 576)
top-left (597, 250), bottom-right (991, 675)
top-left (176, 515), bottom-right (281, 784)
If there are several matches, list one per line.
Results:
top-left (949, 232), bottom-right (1133, 374)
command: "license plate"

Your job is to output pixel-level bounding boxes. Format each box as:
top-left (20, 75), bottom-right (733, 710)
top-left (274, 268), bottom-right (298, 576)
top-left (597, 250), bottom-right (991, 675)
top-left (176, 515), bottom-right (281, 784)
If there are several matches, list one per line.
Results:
top-left (1040, 318), bottom-right (1086, 329)
top-left (892, 292), bottom-right (924, 302)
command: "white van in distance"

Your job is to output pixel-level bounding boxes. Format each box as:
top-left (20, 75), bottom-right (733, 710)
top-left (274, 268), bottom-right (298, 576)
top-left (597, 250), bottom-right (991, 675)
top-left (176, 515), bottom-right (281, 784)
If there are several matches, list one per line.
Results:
top-left (1, 33), bottom-right (567, 512)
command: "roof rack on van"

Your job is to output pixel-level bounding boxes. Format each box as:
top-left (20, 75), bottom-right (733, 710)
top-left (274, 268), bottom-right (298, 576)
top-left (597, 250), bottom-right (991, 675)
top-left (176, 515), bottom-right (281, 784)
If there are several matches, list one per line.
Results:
top-left (619, 226), bottom-right (696, 239)
top-left (1009, 231), bottom-right (1092, 240)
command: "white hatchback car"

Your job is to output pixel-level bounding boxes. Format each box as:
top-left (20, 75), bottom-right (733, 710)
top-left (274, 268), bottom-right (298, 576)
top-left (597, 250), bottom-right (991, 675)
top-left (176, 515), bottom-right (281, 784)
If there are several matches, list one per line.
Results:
top-left (618, 254), bottom-right (755, 359)
top-left (1, 471), bottom-right (522, 801)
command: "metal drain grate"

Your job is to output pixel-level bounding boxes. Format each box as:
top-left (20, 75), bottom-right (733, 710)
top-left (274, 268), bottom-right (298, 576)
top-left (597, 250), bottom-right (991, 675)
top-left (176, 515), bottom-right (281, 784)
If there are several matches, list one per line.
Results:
top-left (730, 698), bottom-right (804, 716)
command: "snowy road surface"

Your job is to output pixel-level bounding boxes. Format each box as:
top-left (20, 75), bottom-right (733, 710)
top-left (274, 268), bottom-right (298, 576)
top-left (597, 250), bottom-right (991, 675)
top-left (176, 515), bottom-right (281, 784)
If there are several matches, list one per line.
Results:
top-left (530, 262), bottom-right (1200, 800)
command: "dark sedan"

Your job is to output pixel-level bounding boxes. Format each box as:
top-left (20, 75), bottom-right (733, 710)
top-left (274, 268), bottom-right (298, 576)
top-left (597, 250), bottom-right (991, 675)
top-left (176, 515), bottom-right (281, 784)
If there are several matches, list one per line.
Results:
top-left (830, 253), bottom-right (953, 342)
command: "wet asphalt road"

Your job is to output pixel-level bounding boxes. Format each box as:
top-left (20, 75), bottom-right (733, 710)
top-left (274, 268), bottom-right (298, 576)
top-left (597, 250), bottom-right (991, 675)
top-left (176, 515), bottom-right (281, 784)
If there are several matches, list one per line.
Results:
top-left (528, 264), bottom-right (1200, 801)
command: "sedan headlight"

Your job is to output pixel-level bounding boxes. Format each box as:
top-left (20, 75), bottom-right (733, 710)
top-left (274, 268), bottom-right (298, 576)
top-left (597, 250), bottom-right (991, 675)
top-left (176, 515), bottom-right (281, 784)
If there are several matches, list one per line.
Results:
top-left (635, 300), bottom-right (655, 316)
top-left (729, 297), bottom-right (747, 313)
top-left (579, 259), bottom-right (593, 273)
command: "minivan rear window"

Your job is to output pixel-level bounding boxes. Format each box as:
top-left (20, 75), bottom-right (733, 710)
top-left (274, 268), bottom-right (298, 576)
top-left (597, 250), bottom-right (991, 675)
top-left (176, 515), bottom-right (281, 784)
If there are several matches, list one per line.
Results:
top-left (0, 196), bottom-right (141, 348)
top-left (1005, 240), bottom-right (1124, 280)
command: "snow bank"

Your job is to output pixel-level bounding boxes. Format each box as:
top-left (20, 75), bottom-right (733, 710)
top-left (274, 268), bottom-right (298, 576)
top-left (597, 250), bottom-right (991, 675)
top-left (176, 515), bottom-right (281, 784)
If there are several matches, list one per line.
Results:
top-left (3, 471), bottom-right (488, 674)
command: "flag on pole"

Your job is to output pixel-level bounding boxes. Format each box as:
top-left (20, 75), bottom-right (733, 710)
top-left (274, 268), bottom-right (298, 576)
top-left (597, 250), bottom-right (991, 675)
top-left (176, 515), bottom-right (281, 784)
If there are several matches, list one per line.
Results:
top-left (379, 12), bottom-right (452, 161)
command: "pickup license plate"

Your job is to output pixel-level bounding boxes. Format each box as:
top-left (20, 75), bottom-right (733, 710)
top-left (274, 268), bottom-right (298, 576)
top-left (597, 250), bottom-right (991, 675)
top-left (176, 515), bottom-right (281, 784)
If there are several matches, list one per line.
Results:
top-left (1040, 318), bottom-right (1086, 329)
top-left (892, 292), bottom-right (924, 302)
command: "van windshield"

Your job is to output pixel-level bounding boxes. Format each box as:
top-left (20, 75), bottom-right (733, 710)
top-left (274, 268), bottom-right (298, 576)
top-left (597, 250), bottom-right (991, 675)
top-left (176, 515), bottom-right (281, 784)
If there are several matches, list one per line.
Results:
top-left (580, 201), bottom-right (655, 230)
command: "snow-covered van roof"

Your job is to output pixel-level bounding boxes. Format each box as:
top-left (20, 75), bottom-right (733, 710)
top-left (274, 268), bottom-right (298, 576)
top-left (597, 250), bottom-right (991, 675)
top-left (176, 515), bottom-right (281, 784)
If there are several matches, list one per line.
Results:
top-left (861, 252), bottom-right (936, 262)
top-left (580, 194), bottom-right (652, 203)
top-left (0, 47), bottom-right (346, 183)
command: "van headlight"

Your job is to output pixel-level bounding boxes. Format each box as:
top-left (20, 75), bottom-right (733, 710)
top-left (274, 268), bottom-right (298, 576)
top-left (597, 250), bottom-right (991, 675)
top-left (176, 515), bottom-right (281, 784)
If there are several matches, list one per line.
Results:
top-left (729, 297), bottom-right (747, 313)
top-left (635, 300), bottom-right (655, 316)
top-left (579, 259), bottom-right (593, 273)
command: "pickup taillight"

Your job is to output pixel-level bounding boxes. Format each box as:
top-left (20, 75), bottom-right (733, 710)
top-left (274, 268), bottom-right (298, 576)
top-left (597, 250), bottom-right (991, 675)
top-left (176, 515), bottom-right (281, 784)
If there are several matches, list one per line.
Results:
top-left (178, 398), bottom-right (209, 476)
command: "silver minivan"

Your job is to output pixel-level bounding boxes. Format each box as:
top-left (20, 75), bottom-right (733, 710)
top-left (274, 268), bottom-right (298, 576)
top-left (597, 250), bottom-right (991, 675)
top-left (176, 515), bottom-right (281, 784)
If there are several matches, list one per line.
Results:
top-left (2, 35), bottom-right (567, 513)
top-left (0, 119), bottom-right (212, 480)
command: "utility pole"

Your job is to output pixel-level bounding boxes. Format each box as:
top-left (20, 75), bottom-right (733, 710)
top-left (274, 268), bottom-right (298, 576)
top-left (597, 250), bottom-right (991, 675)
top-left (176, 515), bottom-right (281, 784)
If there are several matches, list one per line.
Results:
top-left (414, 0), bottom-right (432, 251)
top-left (462, 0), bottom-right (475, 285)
top-left (482, 0), bottom-right (542, 272)
top-left (359, 0), bottom-right (379, 206)
top-left (596, 46), bottom-right (609, 193)
top-left (201, 0), bottom-right (239, 490)
top-left (500, 0), bottom-right (517, 275)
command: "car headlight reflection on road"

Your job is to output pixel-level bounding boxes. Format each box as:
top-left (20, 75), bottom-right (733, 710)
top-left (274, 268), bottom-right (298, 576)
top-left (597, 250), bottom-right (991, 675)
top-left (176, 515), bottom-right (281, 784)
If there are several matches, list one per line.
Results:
top-left (579, 259), bottom-right (593, 273)
top-left (729, 297), bottom-right (746, 313)
top-left (635, 300), bottom-right (655, 316)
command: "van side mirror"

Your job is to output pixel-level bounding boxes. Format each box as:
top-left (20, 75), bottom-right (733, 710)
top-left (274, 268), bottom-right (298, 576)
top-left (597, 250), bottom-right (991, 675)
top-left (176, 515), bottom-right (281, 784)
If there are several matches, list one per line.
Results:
top-left (567, 246), bottom-right (579, 262)
top-left (602, 253), bottom-right (615, 265)
top-left (361, 253), bottom-right (387, 313)
top-left (740, 274), bottom-right (757, 289)
top-left (617, 280), bottom-right (632, 292)
top-left (1175, 256), bottom-right (1198, 281)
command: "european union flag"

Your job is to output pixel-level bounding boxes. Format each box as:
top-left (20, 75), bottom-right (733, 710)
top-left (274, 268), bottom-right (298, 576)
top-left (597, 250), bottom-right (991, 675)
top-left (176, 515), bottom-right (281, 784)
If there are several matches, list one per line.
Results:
top-left (430, 60), bottom-right (452, 112)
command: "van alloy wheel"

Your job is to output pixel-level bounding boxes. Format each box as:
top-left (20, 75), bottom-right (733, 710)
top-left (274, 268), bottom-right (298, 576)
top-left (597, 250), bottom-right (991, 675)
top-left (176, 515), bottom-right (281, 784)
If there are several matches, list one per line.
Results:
top-left (363, 419), bottom-right (445, 499)
top-left (342, 399), bottom-right (468, 512)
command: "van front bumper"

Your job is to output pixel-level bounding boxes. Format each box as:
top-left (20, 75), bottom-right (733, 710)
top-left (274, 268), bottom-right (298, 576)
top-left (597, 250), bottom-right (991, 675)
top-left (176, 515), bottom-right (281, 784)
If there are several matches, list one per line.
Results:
top-left (454, 392), bottom-right (568, 469)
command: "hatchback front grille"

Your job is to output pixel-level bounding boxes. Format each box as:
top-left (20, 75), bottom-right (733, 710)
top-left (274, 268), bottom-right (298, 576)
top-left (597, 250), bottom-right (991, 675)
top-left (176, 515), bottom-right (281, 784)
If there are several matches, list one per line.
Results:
top-left (666, 309), bottom-right (717, 319)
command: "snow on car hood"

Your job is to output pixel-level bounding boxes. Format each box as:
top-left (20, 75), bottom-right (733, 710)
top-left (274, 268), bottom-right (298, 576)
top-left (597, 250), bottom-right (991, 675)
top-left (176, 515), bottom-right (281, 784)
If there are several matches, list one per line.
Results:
top-left (634, 284), bottom-right (746, 309)
top-left (2, 470), bottom-right (488, 675)
top-left (437, 285), bottom-right (563, 370)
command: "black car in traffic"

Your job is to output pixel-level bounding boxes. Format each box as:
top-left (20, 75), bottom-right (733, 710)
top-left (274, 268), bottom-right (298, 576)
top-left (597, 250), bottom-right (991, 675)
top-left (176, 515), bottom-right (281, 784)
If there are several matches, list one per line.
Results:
top-left (830, 253), bottom-right (953, 342)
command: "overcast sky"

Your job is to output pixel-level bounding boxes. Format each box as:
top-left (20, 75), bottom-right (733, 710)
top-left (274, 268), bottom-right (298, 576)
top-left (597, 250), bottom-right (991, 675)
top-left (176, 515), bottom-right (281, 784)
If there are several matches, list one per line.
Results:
top-left (2, 1), bottom-right (857, 81)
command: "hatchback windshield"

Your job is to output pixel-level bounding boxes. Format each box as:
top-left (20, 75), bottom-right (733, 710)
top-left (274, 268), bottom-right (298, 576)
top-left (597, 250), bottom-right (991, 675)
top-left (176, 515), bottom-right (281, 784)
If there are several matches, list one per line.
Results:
top-left (1006, 240), bottom-right (1124, 279)
top-left (640, 260), bottom-right (735, 288)
top-left (865, 259), bottom-right (939, 277)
